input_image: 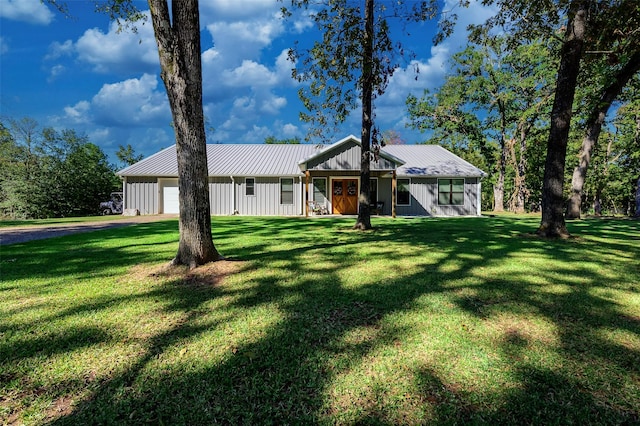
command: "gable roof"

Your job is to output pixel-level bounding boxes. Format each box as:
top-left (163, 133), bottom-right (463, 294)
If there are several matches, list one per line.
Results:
top-left (383, 145), bottom-right (487, 178)
top-left (297, 135), bottom-right (405, 171)
top-left (118, 137), bottom-right (486, 179)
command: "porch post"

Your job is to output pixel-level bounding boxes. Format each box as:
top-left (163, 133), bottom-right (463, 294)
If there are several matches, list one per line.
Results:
top-left (305, 171), bottom-right (310, 217)
top-left (392, 170), bottom-right (397, 218)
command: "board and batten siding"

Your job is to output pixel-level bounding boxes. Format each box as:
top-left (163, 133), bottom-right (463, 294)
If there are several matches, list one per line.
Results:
top-left (124, 177), bottom-right (158, 215)
top-left (306, 139), bottom-right (395, 171)
top-left (235, 177), bottom-right (302, 216)
top-left (209, 177), bottom-right (233, 215)
top-left (394, 177), bottom-right (480, 216)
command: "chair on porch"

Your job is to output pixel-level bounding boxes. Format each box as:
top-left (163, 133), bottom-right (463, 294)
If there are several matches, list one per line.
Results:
top-left (308, 201), bottom-right (329, 215)
top-left (371, 201), bottom-right (384, 215)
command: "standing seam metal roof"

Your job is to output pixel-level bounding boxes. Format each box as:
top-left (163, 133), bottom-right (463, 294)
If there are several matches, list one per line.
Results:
top-left (118, 141), bottom-right (485, 178)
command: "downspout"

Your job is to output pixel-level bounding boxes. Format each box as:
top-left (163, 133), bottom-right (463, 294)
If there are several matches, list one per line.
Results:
top-left (230, 176), bottom-right (236, 215)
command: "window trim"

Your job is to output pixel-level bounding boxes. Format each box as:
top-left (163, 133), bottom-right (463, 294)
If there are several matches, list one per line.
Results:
top-left (438, 178), bottom-right (465, 206)
top-left (280, 177), bottom-right (294, 205)
top-left (396, 178), bottom-right (411, 206)
top-left (245, 177), bottom-right (255, 196)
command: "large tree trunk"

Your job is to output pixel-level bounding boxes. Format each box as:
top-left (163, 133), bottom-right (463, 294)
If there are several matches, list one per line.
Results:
top-left (149, 0), bottom-right (221, 267)
top-left (566, 52), bottom-right (640, 219)
top-left (537, 0), bottom-right (588, 238)
top-left (354, 0), bottom-right (374, 230)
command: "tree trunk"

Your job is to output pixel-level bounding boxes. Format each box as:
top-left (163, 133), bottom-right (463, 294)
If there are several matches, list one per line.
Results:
top-left (566, 52), bottom-right (640, 219)
top-left (537, 0), bottom-right (588, 238)
top-left (493, 134), bottom-right (507, 212)
top-left (635, 175), bottom-right (640, 217)
top-left (354, 0), bottom-right (374, 230)
top-left (148, 0), bottom-right (221, 267)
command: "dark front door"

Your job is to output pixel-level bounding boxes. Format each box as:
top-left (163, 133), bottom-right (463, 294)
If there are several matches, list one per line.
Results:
top-left (332, 179), bottom-right (358, 214)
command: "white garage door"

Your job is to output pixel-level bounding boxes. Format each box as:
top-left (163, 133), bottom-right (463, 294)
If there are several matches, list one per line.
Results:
top-left (163, 182), bottom-right (179, 214)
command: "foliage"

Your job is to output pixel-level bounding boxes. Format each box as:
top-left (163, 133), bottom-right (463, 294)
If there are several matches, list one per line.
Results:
top-left (0, 118), bottom-right (119, 219)
top-left (115, 144), bottom-right (144, 168)
top-left (1, 216), bottom-right (639, 424)
top-left (407, 36), bottom-right (557, 213)
top-left (264, 135), bottom-right (302, 144)
top-left (284, 0), bottom-right (438, 141)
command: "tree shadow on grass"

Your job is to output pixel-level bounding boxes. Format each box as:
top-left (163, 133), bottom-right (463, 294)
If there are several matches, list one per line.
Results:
top-left (2, 216), bottom-right (638, 424)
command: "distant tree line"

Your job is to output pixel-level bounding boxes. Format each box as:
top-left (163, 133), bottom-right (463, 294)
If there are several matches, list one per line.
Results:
top-left (0, 117), bottom-right (126, 219)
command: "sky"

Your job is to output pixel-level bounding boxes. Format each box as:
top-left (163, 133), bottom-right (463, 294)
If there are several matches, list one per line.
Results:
top-left (0, 0), bottom-right (495, 163)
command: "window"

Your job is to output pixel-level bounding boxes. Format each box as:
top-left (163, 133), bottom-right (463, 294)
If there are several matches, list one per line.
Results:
top-left (281, 178), bottom-right (294, 205)
top-left (313, 178), bottom-right (326, 201)
top-left (245, 177), bottom-right (255, 196)
top-left (369, 178), bottom-right (378, 204)
top-left (438, 179), bottom-right (465, 205)
top-left (397, 178), bottom-right (410, 205)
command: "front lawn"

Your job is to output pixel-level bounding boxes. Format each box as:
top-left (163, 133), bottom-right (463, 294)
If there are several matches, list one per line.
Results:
top-left (1, 216), bottom-right (638, 424)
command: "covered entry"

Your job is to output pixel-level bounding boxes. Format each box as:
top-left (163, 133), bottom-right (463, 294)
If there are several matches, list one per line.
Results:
top-left (332, 179), bottom-right (358, 214)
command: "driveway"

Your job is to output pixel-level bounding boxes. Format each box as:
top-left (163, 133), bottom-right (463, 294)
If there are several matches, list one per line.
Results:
top-left (0, 215), bottom-right (178, 246)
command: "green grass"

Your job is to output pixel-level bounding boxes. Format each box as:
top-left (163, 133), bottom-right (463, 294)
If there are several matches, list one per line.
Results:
top-left (1, 216), bottom-right (639, 425)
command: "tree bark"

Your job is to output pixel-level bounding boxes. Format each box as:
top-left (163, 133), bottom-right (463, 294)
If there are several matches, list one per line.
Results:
top-left (635, 175), bottom-right (640, 217)
top-left (493, 133), bottom-right (507, 212)
top-left (354, 0), bottom-right (374, 230)
top-left (148, 0), bottom-right (221, 267)
top-left (566, 52), bottom-right (640, 219)
top-left (537, 0), bottom-right (588, 238)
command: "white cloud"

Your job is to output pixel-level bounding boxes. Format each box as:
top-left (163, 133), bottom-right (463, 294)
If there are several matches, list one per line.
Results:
top-left (0, 37), bottom-right (8, 55)
top-left (74, 11), bottom-right (159, 74)
top-left (63, 101), bottom-right (91, 125)
top-left (0, 0), bottom-right (54, 25)
top-left (47, 64), bottom-right (66, 82)
top-left (91, 74), bottom-right (170, 126)
top-left (62, 74), bottom-right (170, 128)
top-left (45, 40), bottom-right (74, 61)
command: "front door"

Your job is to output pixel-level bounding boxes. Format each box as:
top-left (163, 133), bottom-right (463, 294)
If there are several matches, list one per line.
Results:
top-left (332, 179), bottom-right (358, 214)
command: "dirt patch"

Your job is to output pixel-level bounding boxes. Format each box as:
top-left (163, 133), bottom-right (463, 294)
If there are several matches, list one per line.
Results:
top-left (0, 215), bottom-right (177, 246)
top-left (128, 259), bottom-right (246, 287)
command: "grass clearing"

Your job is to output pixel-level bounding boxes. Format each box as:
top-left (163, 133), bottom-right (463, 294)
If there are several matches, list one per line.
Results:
top-left (1, 215), bottom-right (639, 424)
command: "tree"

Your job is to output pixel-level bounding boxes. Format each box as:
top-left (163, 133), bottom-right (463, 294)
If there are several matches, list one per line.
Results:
top-left (48, 0), bottom-right (222, 267)
top-left (284, 0), bottom-right (438, 230)
top-left (0, 118), bottom-right (118, 218)
top-left (566, 52), bottom-right (640, 218)
top-left (116, 143), bottom-right (144, 168)
top-left (470, 0), bottom-right (640, 236)
top-left (264, 136), bottom-right (302, 144)
top-left (147, 0), bottom-right (221, 266)
top-left (406, 36), bottom-right (556, 213)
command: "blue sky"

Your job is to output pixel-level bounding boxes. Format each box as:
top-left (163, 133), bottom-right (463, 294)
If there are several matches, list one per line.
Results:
top-left (0, 0), bottom-right (495, 163)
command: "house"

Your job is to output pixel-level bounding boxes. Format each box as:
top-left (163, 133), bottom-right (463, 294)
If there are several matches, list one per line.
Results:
top-left (117, 135), bottom-right (486, 217)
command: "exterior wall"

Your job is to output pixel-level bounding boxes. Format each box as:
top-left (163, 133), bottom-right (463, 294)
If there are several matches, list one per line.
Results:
top-left (209, 177), bottom-right (234, 215)
top-left (123, 174), bottom-right (480, 217)
top-left (307, 139), bottom-right (395, 171)
top-left (124, 177), bottom-right (158, 215)
top-left (235, 176), bottom-right (302, 216)
top-left (394, 177), bottom-right (479, 216)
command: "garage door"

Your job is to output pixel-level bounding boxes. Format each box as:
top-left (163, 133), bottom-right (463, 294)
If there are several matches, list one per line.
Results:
top-left (163, 182), bottom-right (179, 214)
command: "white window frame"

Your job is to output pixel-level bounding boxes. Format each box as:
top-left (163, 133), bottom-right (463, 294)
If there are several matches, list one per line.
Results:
top-left (280, 177), bottom-right (294, 205)
top-left (245, 177), bottom-right (256, 196)
top-left (397, 178), bottom-right (411, 206)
